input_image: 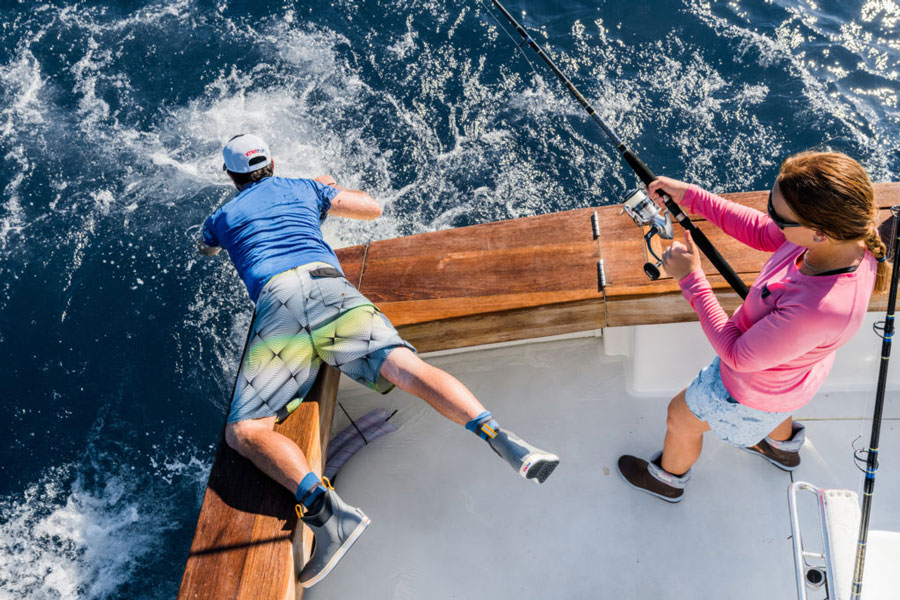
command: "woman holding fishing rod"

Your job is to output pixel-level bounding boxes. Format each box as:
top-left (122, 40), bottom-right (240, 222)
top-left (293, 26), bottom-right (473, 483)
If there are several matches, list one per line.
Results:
top-left (618, 151), bottom-right (890, 502)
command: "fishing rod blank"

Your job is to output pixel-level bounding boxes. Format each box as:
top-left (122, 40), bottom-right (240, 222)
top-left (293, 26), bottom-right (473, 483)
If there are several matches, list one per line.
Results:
top-left (850, 206), bottom-right (900, 600)
top-left (487, 0), bottom-right (749, 299)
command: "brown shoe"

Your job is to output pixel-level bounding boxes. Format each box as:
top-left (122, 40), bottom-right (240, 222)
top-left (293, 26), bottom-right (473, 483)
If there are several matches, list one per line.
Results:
top-left (741, 423), bottom-right (805, 472)
top-left (616, 453), bottom-right (688, 503)
top-left (742, 439), bottom-right (801, 471)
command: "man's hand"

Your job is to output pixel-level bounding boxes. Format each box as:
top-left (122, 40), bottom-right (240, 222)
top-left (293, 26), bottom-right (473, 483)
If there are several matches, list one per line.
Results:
top-left (197, 239), bottom-right (221, 256)
top-left (314, 174), bottom-right (337, 187)
top-left (661, 230), bottom-right (702, 281)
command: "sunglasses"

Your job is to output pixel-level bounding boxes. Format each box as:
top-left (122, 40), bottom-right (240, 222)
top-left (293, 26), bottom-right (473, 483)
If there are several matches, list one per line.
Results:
top-left (767, 191), bottom-right (803, 229)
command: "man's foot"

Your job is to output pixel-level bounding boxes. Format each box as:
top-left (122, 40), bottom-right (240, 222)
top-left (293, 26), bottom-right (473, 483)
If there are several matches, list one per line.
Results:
top-left (616, 452), bottom-right (689, 503)
top-left (298, 487), bottom-right (370, 588)
top-left (741, 422), bottom-right (805, 471)
top-left (487, 428), bottom-right (559, 483)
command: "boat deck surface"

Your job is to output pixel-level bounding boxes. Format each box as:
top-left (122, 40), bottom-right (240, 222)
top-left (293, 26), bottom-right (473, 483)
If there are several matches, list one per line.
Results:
top-left (307, 326), bottom-right (900, 599)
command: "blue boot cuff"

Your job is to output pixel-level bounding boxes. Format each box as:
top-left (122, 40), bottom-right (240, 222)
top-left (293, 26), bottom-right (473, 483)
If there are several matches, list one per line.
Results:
top-left (296, 472), bottom-right (323, 505)
top-left (465, 411), bottom-right (493, 433)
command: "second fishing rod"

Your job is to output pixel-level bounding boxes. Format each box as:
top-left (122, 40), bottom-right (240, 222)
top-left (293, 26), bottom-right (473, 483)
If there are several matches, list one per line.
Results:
top-left (487, 0), bottom-right (749, 299)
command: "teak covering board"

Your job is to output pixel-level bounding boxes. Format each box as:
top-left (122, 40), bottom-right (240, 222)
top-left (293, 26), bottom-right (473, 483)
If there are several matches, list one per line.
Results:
top-left (337, 183), bottom-right (900, 352)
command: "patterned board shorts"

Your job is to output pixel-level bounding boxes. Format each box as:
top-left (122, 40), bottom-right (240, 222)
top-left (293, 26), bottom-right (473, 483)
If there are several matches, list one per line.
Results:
top-left (227, 263), bottom-right (416, 423)
top-left (684, 357), bottom-right (792, 447)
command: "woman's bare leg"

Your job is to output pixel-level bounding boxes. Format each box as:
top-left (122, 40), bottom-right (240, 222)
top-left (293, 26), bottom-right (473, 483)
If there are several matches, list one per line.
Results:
top-left (661, 389), bottom-right (711, 475)
top-left (766, 416), bottom-right (793, 442)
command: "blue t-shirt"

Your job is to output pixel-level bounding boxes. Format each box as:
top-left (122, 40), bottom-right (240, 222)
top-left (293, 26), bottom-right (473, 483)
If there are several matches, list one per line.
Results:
top-left (202, 176), bottom-right (342, 302)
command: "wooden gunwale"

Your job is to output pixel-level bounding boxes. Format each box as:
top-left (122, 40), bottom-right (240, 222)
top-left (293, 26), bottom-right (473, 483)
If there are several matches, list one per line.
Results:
top-left (341, 183), bottom-right (898, 350)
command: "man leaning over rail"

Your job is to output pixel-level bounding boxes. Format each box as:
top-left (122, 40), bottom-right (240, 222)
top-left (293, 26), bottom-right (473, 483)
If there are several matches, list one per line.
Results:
top-left (198, 134), bottom-right (560, 588)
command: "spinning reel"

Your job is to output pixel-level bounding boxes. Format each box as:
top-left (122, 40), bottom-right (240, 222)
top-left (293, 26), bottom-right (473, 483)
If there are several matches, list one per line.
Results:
top-left (621, 188), bottom-right (674, 280)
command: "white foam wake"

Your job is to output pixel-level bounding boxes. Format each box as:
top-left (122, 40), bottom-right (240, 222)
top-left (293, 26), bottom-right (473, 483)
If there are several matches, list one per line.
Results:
top-left (0, 449), bottom-right (210, 600)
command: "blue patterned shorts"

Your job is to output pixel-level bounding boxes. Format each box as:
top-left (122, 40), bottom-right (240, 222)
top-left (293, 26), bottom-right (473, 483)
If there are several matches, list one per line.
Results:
top-left (227, 263), bottom-right (415, 424)
top-left (685, 358), bottom-right (791, 447)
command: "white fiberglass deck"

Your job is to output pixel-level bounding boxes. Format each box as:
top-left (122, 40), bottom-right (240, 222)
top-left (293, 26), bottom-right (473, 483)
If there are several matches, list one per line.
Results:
top-left (308, 317), bottom-right (900, 599)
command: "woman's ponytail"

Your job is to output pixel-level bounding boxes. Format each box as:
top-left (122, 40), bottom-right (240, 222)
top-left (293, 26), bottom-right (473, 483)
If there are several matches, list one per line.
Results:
top-left (869, 222), bottom-right (892, 294)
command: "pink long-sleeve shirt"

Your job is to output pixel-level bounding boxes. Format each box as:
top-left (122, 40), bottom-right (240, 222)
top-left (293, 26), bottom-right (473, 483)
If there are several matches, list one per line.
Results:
top-left (678, 185), bottom-right (877, 412)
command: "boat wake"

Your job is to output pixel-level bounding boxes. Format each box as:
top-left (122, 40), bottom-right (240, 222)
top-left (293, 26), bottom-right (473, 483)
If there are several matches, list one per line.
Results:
top-left (0, 429), bottom-right (210, 600)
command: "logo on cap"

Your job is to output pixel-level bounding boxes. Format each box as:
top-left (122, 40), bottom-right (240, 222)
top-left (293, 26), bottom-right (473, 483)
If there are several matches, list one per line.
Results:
top-left (223, 134), bottom-right (272, 173)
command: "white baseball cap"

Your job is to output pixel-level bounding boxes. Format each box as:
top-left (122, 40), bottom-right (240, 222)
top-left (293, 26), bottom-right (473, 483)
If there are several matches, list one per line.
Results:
top-left (222, 134), bottom-right (272, 173)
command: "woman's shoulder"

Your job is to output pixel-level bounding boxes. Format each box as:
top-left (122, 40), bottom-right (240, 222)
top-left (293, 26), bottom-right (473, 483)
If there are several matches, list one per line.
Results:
top-left (776, 254), bottom-right (872, 302)
top-left (806, 255), bottom-right (876, 315)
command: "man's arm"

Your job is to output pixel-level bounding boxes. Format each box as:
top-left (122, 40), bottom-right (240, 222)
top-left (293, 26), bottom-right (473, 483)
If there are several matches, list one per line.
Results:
top-left (198, 213), bottom-right (222, 256)
top-left (330, 187), bottom-right (382, 220)
top-left (315, 175), bottom-right (382, 221)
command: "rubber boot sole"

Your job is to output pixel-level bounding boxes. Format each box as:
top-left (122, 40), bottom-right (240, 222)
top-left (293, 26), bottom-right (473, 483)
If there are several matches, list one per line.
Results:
top-left (521, 452), bottom-right (560, 484)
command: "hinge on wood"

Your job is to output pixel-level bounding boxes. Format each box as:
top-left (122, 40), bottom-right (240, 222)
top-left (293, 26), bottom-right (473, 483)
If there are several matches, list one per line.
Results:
top-left (591, 210), bottom-right (600, 240)
top-left (597, 259), bottom-right (606, 292)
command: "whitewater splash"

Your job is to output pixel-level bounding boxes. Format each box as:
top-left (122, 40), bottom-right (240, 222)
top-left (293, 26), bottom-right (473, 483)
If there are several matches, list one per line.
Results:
top-left (0, 437), bottom-right (210, 600)
top-left (0, 0), bottom-right (898, 598)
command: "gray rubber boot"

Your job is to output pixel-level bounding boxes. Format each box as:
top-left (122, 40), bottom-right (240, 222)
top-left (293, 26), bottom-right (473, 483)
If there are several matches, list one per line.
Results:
top-left (299, 488), bottom-right (370, 588)
top-left (487, 428), bottom-right (560, 483)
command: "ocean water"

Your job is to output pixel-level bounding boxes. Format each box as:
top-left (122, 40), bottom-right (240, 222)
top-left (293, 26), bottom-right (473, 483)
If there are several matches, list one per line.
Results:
top-left (0, 0), bottom-right (897, 598)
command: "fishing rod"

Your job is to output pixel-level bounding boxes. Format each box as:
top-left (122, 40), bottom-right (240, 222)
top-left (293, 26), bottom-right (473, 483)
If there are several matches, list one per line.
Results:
top-left (850, 206), bottom-right (900, 600)
top-left (486, 0), bottom-right (749, 299)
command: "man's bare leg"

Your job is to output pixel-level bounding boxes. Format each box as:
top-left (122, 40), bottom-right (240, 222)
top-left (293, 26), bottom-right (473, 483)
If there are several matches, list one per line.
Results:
top-left (379, 347), bottom-right (485, 425)
top-left (223, 347), bottom-right (491, 493)
top-left (379, 347), bottom-right (559, 483)
top-left (661, 389), bottom-right (711, 476)
top-left (225, 416), bottom-right (312, 494)
top-left (225, 412), bottom-right (370, 589)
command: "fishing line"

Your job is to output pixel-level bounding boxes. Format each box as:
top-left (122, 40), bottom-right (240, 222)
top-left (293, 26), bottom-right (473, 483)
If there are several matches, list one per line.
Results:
top-left (476, 0), bottom-right (542, 82)
top-left (480, 0), bottom-right (750, 297)
top-left (474, 0), bottom-right (622, 198)
top-left (338, 401), bottom-right (369, 445)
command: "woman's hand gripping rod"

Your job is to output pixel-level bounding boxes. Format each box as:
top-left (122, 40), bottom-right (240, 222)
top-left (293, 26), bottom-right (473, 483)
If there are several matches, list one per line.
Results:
top-left (624, 151), bottom-right (749, 298)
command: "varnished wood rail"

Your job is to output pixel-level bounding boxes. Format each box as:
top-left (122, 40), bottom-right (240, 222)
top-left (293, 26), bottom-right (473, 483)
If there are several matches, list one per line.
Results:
top-left (335, 183), bottom-right (900, 351)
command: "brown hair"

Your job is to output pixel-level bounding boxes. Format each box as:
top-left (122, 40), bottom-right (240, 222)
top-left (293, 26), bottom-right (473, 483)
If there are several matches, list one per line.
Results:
top-left (777, 151), bottom-right (889, 293)
top-left (227, 163), bottom-right (274, 186)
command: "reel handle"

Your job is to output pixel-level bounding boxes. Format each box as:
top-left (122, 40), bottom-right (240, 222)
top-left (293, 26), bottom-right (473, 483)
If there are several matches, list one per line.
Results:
top-left (644, 262), bottom-right (662, 280)
top-left (642, 227), bottom-right (664, 281)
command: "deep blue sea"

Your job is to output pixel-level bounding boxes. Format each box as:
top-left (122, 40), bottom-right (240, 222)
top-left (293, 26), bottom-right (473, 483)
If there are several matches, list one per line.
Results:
top-left (1, 0), bottom-right (898, 597)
